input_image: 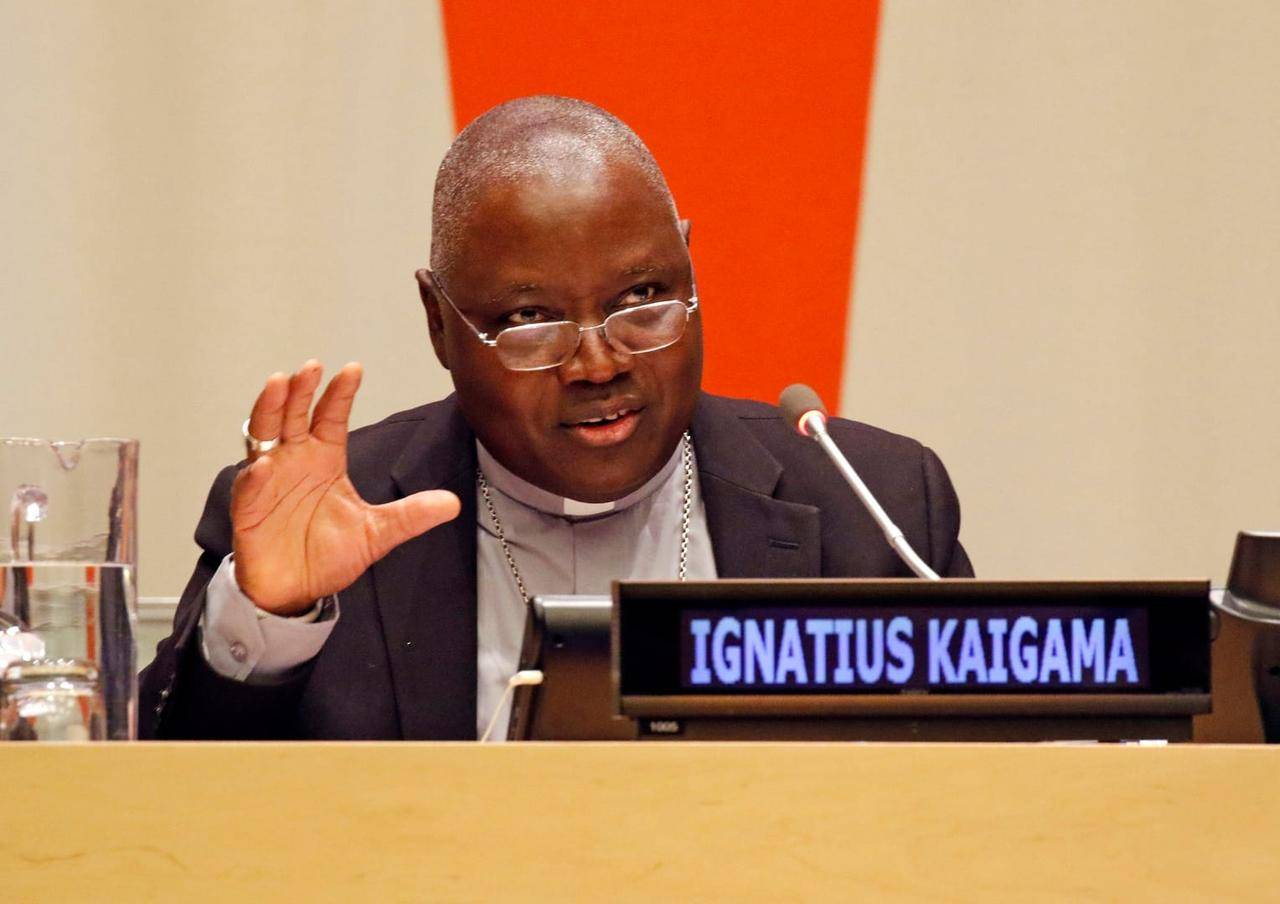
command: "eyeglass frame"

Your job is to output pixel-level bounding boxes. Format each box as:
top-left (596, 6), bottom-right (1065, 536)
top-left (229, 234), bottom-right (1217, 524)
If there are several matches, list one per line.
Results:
top-left (428, 269), bottom-right (700, 372)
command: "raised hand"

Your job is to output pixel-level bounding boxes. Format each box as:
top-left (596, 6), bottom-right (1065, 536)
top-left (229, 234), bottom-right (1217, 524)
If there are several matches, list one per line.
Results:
top-left (231, 360), bottom-right (461, 615)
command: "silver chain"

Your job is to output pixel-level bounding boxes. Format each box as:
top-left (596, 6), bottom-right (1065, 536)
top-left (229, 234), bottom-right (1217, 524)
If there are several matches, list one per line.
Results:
top-left (477, 431), bottom-right (694, 605)
top-left (677, 432), bottom-right (693, 582)
top-left (477, 467), bottom-right (530, 605)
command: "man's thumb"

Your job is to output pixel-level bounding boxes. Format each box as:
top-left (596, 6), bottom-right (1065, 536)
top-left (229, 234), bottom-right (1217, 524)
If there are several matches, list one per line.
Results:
top-left (367, 490), bottom-right (462, 559)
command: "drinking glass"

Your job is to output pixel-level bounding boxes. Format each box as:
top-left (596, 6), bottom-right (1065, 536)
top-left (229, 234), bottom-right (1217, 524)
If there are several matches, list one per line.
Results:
top-left (1, 659), bottom-right (106, 741)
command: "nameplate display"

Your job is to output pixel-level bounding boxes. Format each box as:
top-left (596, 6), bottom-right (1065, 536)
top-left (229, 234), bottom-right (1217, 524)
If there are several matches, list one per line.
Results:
top-left (683, 607), bottom-right (1147, 691)
top-left (615, 580), bottom-right (1210, 700)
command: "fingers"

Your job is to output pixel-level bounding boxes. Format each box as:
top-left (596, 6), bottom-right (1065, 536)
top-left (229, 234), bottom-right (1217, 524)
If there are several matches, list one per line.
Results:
top-left (244, 359), bottom-right (364, 464)
top-left (310, 362), bottom-right (363, 446)
top-left (366, 490), bottom-right (462, 561)
top-left (246, 372), bottom-right (289, 460)
top-left (281, 360), bottom-right (323, 443)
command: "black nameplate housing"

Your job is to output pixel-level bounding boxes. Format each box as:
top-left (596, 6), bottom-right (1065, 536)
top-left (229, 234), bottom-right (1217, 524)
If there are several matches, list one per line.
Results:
top-left (616, 580), bottom-right (1209, 700)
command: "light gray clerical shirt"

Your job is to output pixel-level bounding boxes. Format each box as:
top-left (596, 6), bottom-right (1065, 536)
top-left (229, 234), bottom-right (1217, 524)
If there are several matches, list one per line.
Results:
top-left (475, 439), bottom-right (717, 739)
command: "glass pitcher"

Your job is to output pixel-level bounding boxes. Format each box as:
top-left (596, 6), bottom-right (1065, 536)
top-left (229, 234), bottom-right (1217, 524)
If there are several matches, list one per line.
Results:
top-left (1, 438), bottom-right (138, 740)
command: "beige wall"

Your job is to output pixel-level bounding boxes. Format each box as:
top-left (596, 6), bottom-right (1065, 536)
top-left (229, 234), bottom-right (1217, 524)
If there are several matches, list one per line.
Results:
top-left (2, 2), bottom-right (456, 595)
top-left (848, 0), bottom-right (1280, 581)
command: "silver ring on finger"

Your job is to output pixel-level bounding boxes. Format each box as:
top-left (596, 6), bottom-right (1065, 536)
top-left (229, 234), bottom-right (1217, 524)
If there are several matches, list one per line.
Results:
top-left (242, 418), bottom-right (280, 455)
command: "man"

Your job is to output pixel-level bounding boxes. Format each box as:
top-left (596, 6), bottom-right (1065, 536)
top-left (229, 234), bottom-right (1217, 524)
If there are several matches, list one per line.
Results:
top-left (141, 96), bottom-right (971, 740)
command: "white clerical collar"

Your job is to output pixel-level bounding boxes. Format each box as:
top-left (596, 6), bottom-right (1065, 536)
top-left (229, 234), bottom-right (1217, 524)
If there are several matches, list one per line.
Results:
top-left (475, 439), bottom-right (684, 519)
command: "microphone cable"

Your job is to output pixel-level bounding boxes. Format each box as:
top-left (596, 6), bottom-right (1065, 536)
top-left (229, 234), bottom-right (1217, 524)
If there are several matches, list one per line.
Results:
top-left (480, 668), bottom-right (544, 742)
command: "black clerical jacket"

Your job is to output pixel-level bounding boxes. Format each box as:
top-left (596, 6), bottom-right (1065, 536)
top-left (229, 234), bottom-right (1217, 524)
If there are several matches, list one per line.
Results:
top-left (140, 393), bottom-right (972, 739)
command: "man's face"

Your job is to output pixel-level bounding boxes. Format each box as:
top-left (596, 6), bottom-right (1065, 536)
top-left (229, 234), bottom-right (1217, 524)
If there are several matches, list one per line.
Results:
top-left (419, 161), bottom-right (702, 502)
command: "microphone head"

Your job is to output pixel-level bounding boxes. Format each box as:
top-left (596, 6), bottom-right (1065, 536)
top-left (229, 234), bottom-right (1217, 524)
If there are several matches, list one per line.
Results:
top-left (779, 384), bottom-right (828, 436)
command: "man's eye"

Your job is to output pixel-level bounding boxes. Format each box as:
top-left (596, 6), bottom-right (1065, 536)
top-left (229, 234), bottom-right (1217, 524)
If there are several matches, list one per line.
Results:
top-left (620, 284), bottom-right (660, 307)
top-left (503, 307), bottom-right (553, 327)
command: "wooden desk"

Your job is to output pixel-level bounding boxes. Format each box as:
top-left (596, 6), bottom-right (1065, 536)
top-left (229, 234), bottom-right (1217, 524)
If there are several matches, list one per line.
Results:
top-left (3, 742), bottom-right (1275, 901)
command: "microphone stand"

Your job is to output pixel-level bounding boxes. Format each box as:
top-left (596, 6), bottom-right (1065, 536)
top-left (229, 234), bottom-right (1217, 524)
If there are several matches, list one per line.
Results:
top-left (780, 381), bottom-right (942, 582)
top-left (801, 411), bottom-right (940, 580)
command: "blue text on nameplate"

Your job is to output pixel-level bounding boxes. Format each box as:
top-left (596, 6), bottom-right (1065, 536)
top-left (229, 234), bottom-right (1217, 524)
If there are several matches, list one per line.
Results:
top-left (681, 606), bottom-right (1150, 691)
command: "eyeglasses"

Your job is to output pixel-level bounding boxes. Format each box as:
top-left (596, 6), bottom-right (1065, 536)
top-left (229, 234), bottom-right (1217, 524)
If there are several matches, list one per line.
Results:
top-left (432, 274), bottom-right (699, 372)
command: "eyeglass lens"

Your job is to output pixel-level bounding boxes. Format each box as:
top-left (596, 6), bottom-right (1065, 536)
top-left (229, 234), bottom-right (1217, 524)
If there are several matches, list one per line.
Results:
top-left (494, 300), bottom-right (691, 371)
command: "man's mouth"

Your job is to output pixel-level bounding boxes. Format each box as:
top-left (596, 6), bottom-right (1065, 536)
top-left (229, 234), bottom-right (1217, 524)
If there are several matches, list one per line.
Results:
top-left (563, 406), bottom-right (643, 447)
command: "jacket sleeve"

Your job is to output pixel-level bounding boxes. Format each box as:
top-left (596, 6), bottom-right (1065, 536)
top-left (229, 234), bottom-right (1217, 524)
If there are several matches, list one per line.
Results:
top-left (921, 446), bottom-right (975, 578)
top-left (138, 465), bottom-right (313, 739)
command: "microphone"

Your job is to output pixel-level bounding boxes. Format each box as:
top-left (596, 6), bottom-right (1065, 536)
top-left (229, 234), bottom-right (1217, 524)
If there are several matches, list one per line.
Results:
top-left (779, 384), bottom-right (941, 581)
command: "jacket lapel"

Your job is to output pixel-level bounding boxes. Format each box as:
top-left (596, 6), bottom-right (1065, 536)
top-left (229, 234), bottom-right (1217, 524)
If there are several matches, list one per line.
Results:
top-left (692, 394), bottom-right (822, 578)
top-left (376, 398), bottom-right (479, 740)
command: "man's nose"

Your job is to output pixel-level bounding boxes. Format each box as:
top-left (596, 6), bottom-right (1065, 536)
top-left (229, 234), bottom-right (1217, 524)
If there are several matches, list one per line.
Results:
top-left (558, 324), bottom-right (633, 384)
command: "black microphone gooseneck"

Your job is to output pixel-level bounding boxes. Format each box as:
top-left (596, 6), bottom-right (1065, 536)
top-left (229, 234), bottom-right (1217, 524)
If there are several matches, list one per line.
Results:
top-left (779, 384), bottom-right (940, 581)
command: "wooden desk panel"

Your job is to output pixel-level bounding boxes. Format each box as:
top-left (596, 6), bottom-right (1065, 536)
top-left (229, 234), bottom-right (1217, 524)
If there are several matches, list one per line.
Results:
top-left (3, 743), bottom-right (1275, 901)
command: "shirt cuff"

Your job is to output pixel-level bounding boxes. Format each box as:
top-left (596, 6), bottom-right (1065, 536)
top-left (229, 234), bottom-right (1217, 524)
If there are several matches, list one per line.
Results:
top-left (199, 554), bottom-right (339, 683)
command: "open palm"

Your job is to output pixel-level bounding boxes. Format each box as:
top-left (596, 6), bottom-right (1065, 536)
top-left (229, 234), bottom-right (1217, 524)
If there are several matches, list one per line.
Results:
top-left (231, 361), bottom-right (460, 615)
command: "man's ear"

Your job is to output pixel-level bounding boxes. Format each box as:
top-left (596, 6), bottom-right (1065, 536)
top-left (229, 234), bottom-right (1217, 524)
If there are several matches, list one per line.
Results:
top-left (416, 268), bottom-right (451, 370)
top-left (679, 218), bottom-right (692, 246)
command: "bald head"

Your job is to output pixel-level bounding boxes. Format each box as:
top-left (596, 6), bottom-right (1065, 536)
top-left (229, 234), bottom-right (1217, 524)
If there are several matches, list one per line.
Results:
top-left (430, 95), bottom-right (678, 275)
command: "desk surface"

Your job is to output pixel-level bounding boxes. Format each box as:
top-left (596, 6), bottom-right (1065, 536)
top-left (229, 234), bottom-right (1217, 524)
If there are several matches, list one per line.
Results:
top-left (4, 742), bottom-right (1275, 902)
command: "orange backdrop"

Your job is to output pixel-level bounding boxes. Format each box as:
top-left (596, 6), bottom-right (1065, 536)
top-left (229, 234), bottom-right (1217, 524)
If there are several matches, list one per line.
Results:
top-left (441, 0), bottom-right (880, 409)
